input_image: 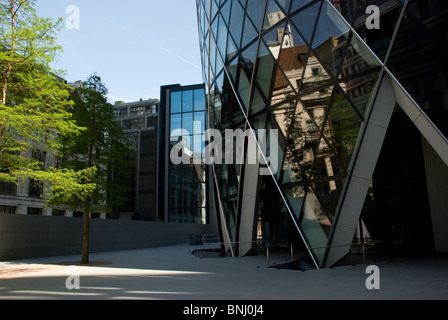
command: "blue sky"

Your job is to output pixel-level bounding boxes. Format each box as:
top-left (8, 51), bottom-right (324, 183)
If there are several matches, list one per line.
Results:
top-left (36, 0), bottom-right (204, 103)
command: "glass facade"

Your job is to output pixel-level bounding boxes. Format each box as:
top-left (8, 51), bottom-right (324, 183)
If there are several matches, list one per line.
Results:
top-left (160, 84), bottom-right (208, 225)
top-left (197, 0), bottom-right (448, 268)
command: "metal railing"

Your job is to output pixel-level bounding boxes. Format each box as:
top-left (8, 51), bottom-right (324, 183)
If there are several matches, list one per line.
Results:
top-left (197, 235), bottom-right (380, 267)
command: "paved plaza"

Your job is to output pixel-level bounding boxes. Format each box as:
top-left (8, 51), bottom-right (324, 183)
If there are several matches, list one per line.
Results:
top-left (0, 244), bottom-right (447, 300)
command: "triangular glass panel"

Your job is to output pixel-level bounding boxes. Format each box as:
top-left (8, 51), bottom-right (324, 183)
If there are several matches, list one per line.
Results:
top-left (262, 22), bottom-right (286, 59)
top-left (290, 0), bottom-right (314, 15)
top-left (263, 0), bottom-right (286, 32)
top-left (250, 86), bottom-right (267, 115)
top-left (216, 13), bottom-right (229, 64)
top-left (323, 87), bottom-right (363, 171)
top-left (406, 0), bottom-right (445, 41)
top-left (226, 34), bottom-right (238, 63)
top-left (250, 112), bottom-right (267, 131)
top-left (211, 14), bottom-right (219, 43)
top-left (282, 149), bottom-right (307, 185)
top-left (210, 74), bottom-right (225, 130)
top-left (353, 3), bottom-right (403, 62)
top-left (387, 10), bottom-right (442, 109)
top-left (283, 185), bottom-right (306, 221)
top-left (299, 51), bottom-right (334, 95)
top-left (418, 61), bottom-right (448, 140)
top-left (221, 75), bottom-right (246, 127)
top-left (339, 31), bottom-right (382, 75)
top-left (240, 40), bottom-right (258, 73)
top-left (309, 136), bottom-right (337, 181)
top-left (215, 49), bottom-right (225, 77)
top-left (221, 0), bottom-right (232, 26)
top-left (289, 1), bottom-right (320, 45)
top-left (209, 38), bottom-right (217, 82)
top-left (300, 85), bottom-right (333, 135)
top-left (241, 14), bottom-right (259, 49)
top-left (246, 0), bottom-right (267, 32)
top-left (284, 99), bottom-right (320, 179)
top-left (311, 0), bottom-right (351, 78)
top-left (309, 178), bottom-right (342, 226)
top-left (239, 0), bottom-right (248, 8)
top-left (238, 68), bottom-right (251, 113)
top-left (338, 45), bottom-right (382, 120)
top-left (226, 54), bottom-right (239, 84)
top-left (275, 0), bottom-right (291, 14)
top-left (229, 0), bottom-right (245, 49)
top-left (211, 0), bottom-right (219, 20)
top-left (272, 98), bottom-right (297, 138)
top-left (275, 24), bottom-right (308, 94)
top-left (204, 0), bottom-right (211, 21)
top-left (300, 187), bottom-right (330, 265)
top-left (255, 42), bottom-right (277, 101)
top-left (270, 65), bottom-right (297, 105)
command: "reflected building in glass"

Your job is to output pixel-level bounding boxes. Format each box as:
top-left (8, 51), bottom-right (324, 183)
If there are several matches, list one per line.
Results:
top-left (159, 84), bottom-right (210, 225)
top-left (196, 0), bottom-right (448, 268)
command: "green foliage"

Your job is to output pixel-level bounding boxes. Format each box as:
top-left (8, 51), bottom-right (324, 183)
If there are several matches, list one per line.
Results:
top-left (57, 74), bottom-right (133, 214)
top-left (15, 167), bottom-right (97, 207)
top-left (0, 0), bottom-right (93, 205)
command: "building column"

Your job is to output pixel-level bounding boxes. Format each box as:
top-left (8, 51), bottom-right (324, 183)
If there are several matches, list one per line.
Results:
top-left (422, 137), bottom-right (448, 253)
top-left (325, 73), bottom-right (396, 267)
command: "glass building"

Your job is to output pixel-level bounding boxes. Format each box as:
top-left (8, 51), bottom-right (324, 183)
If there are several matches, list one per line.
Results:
top-left (159, 84), bottom-right (209, 225)
top-left (196, 0), bottom-right (448, 268)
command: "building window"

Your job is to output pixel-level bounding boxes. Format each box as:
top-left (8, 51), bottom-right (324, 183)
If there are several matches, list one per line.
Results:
top-left (73, 211), bottom-right (83, 218)
top-left (306, 120), bottom-right (318, 133)
top-left (0, 206), bottom-right (16, 214)
top-left (29, 179), bottom-right (44, 199)
top-left (27, 207), bottom-right (43, 216)
top-left (31, 149), bottom-right (47, 169)
top-left (52, 209), bottom-right (65, 217)
top-left (91, 212), bottom-right (101, 219)
top-left (0, 181), bottom-right (17, 196)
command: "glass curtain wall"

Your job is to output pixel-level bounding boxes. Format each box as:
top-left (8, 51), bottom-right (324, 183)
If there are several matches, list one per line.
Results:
top-left (197, 0), bottom-right (448, 267)
top-left (169, 86), bottom-right (208, 224)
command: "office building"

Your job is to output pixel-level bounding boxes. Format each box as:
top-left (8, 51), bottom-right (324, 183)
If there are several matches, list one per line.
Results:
top-left (113, 98), bottom-right (160, 221)
top-left (196, 0), bottom-right (448, 268)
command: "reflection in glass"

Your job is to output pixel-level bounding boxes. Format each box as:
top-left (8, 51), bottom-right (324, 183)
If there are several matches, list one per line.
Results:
top-left (169, 86), bottom-right (207, 224)
top-left (325, 87), bottom-right (363, 171)
top-left (183, 90), bottom-right (194, 113)
top-left (337, 32), bottom-right (382, 118)
top-left (301, 190), bottom-right (331, 263)
top-left (312, 1), bottom-right (350, 78)
top-left (289, 1), bottom-right (320, 44)
top-left (194, 89), bottom-right (206, 111)
top-left (171, 91), bottom-right (182, 114)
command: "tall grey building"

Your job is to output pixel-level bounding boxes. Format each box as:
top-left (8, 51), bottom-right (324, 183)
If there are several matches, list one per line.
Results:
top-left (113, 98), bottom-right (160, 221)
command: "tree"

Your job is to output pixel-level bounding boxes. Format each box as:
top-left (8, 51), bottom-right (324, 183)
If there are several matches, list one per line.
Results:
top-left (0, 0), bottom-right (97, 260)
top-left (53, 74), bottom-right (132, 264)
top-left (0, 0), bottom-right (95, 188)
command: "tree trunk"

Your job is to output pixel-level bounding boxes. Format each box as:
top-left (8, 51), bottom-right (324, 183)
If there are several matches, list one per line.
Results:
top-left (81, 201), bottom-right (90, 265)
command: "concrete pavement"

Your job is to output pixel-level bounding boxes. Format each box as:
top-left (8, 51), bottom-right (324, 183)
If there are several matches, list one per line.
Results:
top-left (0, 243), bottom-right (447, 300)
